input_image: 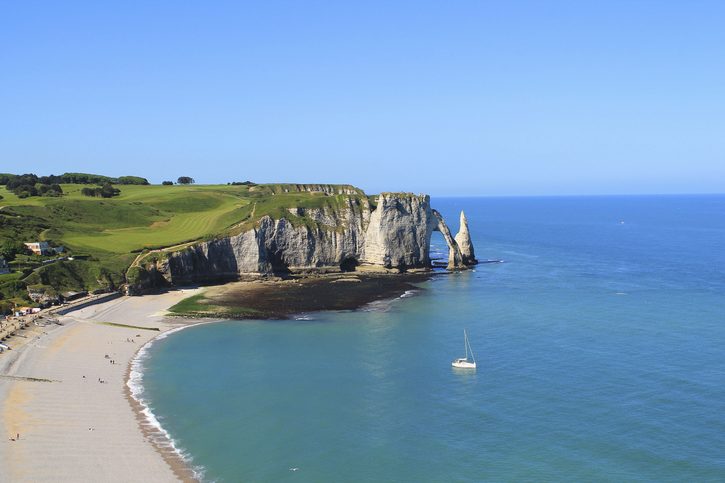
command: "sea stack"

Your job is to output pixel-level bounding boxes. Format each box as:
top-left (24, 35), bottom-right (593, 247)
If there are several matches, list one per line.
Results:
top-left (455, 211), bottom-right (477, 265)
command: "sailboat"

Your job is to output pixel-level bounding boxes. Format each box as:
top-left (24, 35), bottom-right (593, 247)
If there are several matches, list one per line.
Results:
top-left (452, 329), bottom-right (476, 369)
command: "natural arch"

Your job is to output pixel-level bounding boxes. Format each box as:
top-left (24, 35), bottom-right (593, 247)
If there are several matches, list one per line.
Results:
top-left (431, 209), bottom-right (464, 270)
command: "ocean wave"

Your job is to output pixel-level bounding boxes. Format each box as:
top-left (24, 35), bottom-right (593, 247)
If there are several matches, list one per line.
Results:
top-left (128, 324), bottom-right (208, 481)
top-left (361, 299), bottom-right (394, 312)
top-left (361, 289), bottom-right (419, 312)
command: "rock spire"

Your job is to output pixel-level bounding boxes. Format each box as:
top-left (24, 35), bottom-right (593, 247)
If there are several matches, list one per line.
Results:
top-left (454, 211), bottom-right (477, 265)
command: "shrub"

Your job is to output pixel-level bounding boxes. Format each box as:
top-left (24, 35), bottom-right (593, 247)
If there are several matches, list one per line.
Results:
top-left (80, 183), bottom-right (121, 198)
top-left (13, 184), bottom-right (38, 197)
top-left (38, 184), bottom-right (63, 197)
top-left (162, 181), bottom-right (174, 186)
top-left (117, 176), bottom-right (149, 185)
top-left (0, 240), bottom-right (29, 260)
top-left (100, 183), bottom-right (120, 198)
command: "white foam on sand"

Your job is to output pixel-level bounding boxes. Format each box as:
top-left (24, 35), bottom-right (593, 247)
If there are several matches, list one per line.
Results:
top-left (128, 324), bottom-right (207, 481)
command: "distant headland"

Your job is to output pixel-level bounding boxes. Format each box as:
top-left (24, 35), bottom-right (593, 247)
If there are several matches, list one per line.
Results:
top-left (0, 173), bottom-right (476, 317)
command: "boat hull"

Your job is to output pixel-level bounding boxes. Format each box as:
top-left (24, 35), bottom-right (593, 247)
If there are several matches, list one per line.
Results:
top-left (451, 359), bottom-right (476, 369)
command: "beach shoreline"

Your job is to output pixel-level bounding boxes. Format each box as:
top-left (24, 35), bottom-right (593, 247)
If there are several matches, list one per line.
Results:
top-left (0, 273), bottom-right (435, 481)
top-left (124, 324), bottom-right (206, 482)
top-left (0, 289), bottom-right (205, 482)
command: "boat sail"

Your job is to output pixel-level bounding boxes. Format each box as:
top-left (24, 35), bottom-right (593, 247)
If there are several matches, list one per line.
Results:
top-left (452, 329), bottom-right (476, 369)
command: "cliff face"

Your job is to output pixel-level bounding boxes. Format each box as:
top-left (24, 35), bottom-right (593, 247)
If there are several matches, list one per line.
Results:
top-left (128, 187), bottom-right (476, 293)
top-left (361, 194), bottom-right (434, 269)
top-left (163, 229), bottom-right (264, 284)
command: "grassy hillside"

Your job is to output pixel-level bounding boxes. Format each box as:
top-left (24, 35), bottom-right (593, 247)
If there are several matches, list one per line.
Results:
top-left (1, 184), bottom-right (252, 254)
top-left (0, 182), bottom-right (369, 310)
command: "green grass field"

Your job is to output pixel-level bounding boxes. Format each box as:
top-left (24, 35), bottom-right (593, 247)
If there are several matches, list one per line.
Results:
top-left (0, 183), bottom-right (255, 304)
top-left (167, 292), bottom-right (260, 318)
top-left (0, 182), bottom-right (370, 307)
top-left (2, 184), bottom-right (252, 254)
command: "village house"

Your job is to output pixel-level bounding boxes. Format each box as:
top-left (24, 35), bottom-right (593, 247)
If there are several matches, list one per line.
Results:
top-left (13, 307), bottom-right (41, 317)
top-left (24, 241), bottom-right (51, 256)
top-left (0, 257), bottom-right (10, 274)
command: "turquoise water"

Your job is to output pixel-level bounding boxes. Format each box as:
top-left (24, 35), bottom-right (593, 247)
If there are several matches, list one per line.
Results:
top-left (140, 195), bottom-right (725, 482)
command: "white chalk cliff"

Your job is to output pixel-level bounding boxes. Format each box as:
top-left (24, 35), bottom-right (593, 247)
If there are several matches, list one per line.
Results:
top-left (129, 186), bottom-right (477, 291)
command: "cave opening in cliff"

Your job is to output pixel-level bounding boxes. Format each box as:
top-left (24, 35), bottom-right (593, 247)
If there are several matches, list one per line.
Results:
top-left (268, 250), bottom-right (291, 276)
top-left (340, 257), bottom-right (358, 272)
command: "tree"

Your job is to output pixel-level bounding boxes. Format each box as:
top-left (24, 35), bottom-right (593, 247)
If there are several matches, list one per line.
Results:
top-left (177, 176), bottom-right (195, 185)
top-left (6, 174), bottom-right (39, 190)
top-left (13, 184), bottom-right (38, 197)
top-left (80, 183), bottom-right (120, 198)
top-left (47, 184), bottom-right (63, 196)
top-left (61, 172), bottom-right (112, 184)
top-left (37, 184), bottom-right (63, 197)
top-left (117, 176), bottom-right (150, 185)
top-left (39, 174), bottom-right (63, 185)
top-left (100, 183), bottom-right (120, 198)
top-left (162, 181), bottom-right (174, 186)
top-left (0, 240), bottom-right (29, 261)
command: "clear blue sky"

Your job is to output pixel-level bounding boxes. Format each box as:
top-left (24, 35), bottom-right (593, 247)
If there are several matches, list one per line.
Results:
top-left (2, 1), bottom-right (724, 195)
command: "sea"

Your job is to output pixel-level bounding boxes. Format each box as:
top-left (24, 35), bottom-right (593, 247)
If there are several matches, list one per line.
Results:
top-left (132, 195), bottom-right (725, 482)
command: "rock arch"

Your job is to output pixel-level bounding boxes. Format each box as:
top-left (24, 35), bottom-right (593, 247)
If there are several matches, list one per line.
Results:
top-left (431, 210), bottom-right (465, 270)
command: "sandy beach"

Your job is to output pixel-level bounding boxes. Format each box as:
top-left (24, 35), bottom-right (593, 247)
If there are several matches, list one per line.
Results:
top-left (0, 289), bottom-right (203, 482)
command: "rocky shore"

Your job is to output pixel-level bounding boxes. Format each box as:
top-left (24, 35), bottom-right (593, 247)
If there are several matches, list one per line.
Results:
top-left (167, 271), bottom-right (433, 319)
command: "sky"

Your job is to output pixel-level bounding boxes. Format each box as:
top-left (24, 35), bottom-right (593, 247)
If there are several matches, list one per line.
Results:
top-left (1, 1), bottom-right (724, 196)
